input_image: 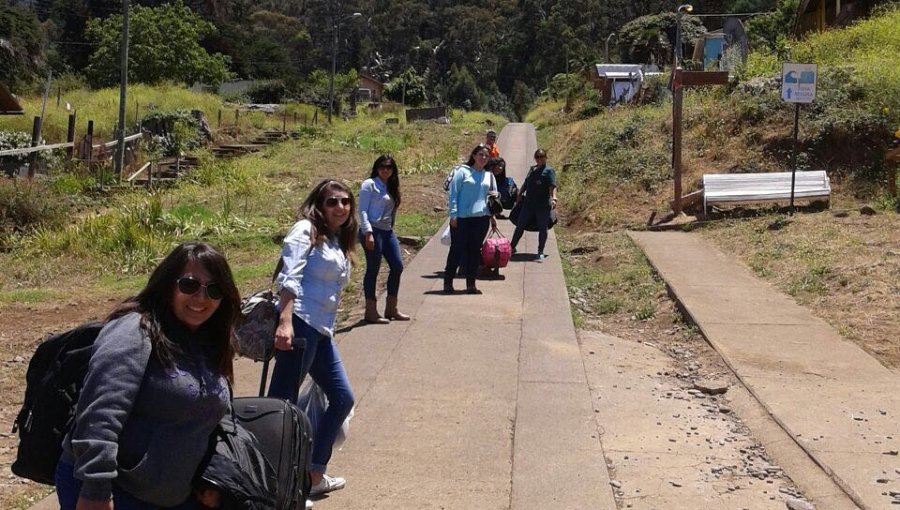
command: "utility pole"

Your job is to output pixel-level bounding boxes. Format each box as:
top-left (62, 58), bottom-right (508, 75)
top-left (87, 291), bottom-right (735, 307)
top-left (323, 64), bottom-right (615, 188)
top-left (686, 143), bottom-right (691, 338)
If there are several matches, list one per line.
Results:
top-left (115, 0), bottom-right (130, 180)
top-left (327, 12), bottom-right (362, 124)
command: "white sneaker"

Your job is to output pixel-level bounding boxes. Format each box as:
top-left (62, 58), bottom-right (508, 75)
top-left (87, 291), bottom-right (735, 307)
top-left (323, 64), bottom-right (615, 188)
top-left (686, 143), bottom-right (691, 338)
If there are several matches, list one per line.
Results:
top-left (305, 499), bottom-right (314, 509)
top-left (310, 474), bottom-right (346, 496)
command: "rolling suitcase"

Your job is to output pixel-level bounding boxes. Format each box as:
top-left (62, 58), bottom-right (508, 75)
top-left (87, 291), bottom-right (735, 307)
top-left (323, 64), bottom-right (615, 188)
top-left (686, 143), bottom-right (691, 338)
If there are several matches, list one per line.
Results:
top-left (234, 354), bottom-right (313, 510)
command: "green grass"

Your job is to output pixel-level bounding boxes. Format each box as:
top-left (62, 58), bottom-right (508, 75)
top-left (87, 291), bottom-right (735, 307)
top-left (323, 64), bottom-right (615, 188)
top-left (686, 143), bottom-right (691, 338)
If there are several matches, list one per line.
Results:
top-left (0, 288), bottom-right (59, 304)
top-left (560, 231), bottom-right (664, 323)
top-left (0, 95), bottom-right (505, 304)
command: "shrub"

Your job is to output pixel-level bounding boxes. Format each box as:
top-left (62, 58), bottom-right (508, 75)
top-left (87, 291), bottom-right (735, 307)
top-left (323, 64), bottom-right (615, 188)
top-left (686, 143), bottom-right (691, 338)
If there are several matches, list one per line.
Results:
top-left (0, 180), bottom-right (67, 239)
top-left (246, 81), bottom-right (286, 104)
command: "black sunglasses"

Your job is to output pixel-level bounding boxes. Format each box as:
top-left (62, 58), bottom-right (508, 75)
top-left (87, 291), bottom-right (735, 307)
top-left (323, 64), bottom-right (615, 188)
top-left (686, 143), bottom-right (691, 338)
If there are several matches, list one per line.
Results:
top-left (176, 277), bottom-right (224, 300)
top-left (324, 196), bottom-right (352, 207)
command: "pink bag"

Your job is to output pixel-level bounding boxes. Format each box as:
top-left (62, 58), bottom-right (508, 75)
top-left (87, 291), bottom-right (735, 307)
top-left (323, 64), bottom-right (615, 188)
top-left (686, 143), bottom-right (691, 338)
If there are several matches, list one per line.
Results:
top-left (481, 227), bottom-right (511, 268)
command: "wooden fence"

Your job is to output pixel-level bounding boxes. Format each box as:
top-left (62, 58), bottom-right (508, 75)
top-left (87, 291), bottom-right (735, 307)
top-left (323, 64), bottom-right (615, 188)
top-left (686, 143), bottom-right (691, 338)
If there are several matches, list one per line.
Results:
top-left (1, 114), bottom-right (143, 179)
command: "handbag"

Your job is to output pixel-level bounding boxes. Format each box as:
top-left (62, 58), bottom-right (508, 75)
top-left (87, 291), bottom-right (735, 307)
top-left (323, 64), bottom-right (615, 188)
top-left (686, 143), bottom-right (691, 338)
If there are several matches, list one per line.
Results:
top-left (481, 226), bottom-right (512, 268)
top-left (486, 173), bottom-right (503, 215)
top-left (233, 259), bottom-right (284, 362)
top-left (509, 201), bottom-right (558, 232)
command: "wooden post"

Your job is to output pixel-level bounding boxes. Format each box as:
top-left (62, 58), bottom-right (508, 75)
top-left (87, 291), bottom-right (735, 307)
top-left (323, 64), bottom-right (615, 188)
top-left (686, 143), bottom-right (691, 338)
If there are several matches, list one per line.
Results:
top-left (217, 109), bottom-right (222, 128)
top-left (235, 108), bottom-right (239, 126)
top-left (293, 112), bottom-right (297, 125)
top-left (282, 111), bottom-right (287, 133)
top-left (87, 120), bottom-right (97, 188)
top-left (56, 86), bottom-right (61, 108)
top-left (66, 113), bottom-right (77, 160)
top-left (672, 69), bottom-right (683, 214)
top-left (670, 70), bottom-right (729, 216)
top-left (135, 101), bottom-right (139, 126)
top-left (28, 116), bottom-right (42, 178)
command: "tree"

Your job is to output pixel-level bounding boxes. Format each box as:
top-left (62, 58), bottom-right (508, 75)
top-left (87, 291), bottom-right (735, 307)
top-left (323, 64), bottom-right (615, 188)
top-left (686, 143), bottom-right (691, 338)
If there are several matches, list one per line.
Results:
top-left (446, 64), bottom-right (483, 110)
top-left (385, 67), bottom-right (427, 107)
top-left (84, 1), bottom-right (231, 88)
top-left (619, 12), bottom-right (707, 66)
top-left (0, 4), bottom-right (45, 91)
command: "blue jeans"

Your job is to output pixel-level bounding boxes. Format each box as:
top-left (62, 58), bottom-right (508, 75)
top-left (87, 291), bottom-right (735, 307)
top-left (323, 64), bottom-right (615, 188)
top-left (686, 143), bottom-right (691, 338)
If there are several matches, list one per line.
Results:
top-left (268, 315), bottom-right (355, 473)
top-left (361, 227), bottom-right (404, 299)
top-left (444, 216), bottom-right (491, 287)
top-left (511, 203), bottom-right (550, 254)
top-left (55, 461), bottom-right (201, 510)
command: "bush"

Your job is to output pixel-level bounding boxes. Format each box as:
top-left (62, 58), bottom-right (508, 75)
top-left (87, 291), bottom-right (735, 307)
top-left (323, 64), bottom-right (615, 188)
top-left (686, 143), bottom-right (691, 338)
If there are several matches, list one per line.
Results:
top-left (246, 81), bottom-right (286, 104)
top-left (0, 180), bottom-right (67, 239)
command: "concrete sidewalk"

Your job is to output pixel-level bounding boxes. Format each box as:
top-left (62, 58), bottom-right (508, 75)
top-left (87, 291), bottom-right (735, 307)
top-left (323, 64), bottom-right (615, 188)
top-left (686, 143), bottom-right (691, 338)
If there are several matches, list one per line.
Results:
top-left (313, 124), bottom-right (614, 509)
top-left (629, 231), bottom-right (900, 510)
top-left (240, 124), bottom-right (616, 510)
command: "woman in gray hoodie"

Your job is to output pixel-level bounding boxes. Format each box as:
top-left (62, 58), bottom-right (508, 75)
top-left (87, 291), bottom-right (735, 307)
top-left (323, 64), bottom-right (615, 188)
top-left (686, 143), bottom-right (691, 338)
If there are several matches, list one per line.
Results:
top-left (55, 241), bottom-right (241, 510)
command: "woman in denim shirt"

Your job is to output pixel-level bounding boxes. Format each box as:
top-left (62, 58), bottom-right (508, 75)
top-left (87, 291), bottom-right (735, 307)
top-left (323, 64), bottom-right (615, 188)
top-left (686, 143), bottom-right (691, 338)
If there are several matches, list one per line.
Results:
top-left (358, 155), bottom-right (410, 324)
top-left (268, 179), bottom-right (358, 501)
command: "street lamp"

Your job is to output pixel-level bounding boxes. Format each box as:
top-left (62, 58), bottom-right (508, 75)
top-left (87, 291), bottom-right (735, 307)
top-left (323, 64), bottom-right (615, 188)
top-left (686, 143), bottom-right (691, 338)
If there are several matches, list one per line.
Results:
top-left (328, 12), bottom-right (362, 123)
top-left (674, 4), bottom-right (693, 67)
top-left (604, 33), bottom-right (617, 63)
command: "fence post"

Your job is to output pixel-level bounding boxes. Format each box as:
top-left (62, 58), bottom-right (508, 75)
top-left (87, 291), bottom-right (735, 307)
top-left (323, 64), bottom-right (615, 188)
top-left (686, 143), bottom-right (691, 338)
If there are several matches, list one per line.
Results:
top-left (56, 87), bottom-right (61, 108)
top-left (28, 116), bottom-right (42, 178)
top-left (217, 109), bottom-right (222, 128)
top-left (235, 108), bottom-right (239, 127)
top-left (135, 101), bottom-right (139, 126)
top-left (87, 120), bottom-right (97, 189)
top-left (66, 113), bottom-right (77, 160)
top-left (293, 112), bottom-right (297, 126)
top-left (282, 111), bottom-right (287, 133)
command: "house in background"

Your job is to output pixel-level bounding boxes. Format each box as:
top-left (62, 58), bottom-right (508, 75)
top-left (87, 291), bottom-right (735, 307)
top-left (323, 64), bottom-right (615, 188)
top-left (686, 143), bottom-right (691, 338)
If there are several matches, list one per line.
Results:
top-left (586, 64), bottom-right (661, 107)
top-left (0, 83), bottom-right (24, 115)
top-left (794, 0), bottom-right (882, 36)
top-left (357, 73), bottom-right (384, 102)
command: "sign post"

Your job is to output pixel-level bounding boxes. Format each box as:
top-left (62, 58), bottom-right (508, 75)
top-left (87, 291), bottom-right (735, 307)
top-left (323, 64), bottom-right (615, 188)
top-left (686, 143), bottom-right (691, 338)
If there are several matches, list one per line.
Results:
top-left (781, 63), bottom-right (817, 215)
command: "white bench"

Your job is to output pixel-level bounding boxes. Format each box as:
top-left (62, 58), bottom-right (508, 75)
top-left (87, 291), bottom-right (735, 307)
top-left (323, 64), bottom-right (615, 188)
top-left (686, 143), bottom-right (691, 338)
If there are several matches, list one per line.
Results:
top-left (702, 170), bottom-right (831, 214)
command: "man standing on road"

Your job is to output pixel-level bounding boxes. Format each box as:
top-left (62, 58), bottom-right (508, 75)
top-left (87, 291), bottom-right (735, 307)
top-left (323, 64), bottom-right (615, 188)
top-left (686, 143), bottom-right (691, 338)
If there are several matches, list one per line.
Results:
top-left (485, 129), bottom-right (500, 158)
top-left (510, 148), bottom-right (557, 261)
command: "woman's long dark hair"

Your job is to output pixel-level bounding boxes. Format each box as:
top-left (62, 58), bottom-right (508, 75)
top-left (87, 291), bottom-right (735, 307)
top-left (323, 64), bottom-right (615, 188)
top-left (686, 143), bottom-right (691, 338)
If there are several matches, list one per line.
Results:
top-left (370, 154), bottom-right (401, 209)
top-left (108, 242), bottom-right (239, 382)
top-left (298, 179), bottom-right (359, 257)
top-left (465, 144), bottom-right (490, 167)
top-left (487, 157), bottom-right (507, 182)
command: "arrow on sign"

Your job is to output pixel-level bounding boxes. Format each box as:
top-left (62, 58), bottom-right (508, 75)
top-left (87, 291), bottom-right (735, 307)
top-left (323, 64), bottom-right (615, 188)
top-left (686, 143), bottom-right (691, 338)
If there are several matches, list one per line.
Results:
top-left (786, 88), bottom-right (792, 99)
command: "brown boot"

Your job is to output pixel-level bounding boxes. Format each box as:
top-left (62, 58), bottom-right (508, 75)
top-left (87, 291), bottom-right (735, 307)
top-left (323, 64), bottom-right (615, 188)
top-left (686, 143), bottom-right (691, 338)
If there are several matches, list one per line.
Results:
top-left (384, 296), bottom-right (410, 321)
top-left (365, 298), bottom-right (389, 324)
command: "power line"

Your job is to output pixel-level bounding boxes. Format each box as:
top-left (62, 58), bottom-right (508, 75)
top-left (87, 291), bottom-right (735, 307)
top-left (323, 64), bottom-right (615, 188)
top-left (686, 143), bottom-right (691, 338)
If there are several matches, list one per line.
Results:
top-left (690, 11), bottom-right (775, 17)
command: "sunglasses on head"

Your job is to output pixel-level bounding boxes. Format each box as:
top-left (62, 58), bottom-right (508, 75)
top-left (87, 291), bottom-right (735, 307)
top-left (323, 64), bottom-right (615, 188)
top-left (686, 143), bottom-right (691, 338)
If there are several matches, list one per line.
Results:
top-left (176, 277), bottom-right (224, 300)
top-left (324, 196), bottom-right (352, 207)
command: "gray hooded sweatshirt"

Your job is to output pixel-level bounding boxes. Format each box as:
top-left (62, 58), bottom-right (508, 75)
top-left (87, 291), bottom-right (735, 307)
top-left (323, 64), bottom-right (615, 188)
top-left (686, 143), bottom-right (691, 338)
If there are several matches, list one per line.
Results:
top-left (61, 312), bottom-right (230, 506)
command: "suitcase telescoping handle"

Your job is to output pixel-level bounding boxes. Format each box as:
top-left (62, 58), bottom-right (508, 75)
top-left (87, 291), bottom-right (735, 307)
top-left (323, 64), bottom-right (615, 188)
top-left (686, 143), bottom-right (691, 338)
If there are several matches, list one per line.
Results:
top-left (258, 337), bottom-right (307, 398)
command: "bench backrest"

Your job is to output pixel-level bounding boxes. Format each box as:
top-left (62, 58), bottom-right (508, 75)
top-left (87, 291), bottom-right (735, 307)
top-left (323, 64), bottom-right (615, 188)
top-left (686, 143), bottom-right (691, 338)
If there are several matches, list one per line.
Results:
top-left (703, 170), bottom-right (829, 192)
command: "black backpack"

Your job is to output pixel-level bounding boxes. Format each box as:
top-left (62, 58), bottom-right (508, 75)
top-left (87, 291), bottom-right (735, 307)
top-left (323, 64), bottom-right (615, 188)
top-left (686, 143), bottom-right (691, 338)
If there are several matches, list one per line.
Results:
top-left (12, 322), bottom-right (105, 485)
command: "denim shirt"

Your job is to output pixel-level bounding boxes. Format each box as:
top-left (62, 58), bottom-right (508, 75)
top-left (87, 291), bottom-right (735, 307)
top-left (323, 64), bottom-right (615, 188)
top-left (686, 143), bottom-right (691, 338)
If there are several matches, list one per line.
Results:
top-left (276, 219), bottom-right (351, 337)
top-left (358, 177), bottom-right (395, 233)
top-left (448, 165), bottom-right (494, 219)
